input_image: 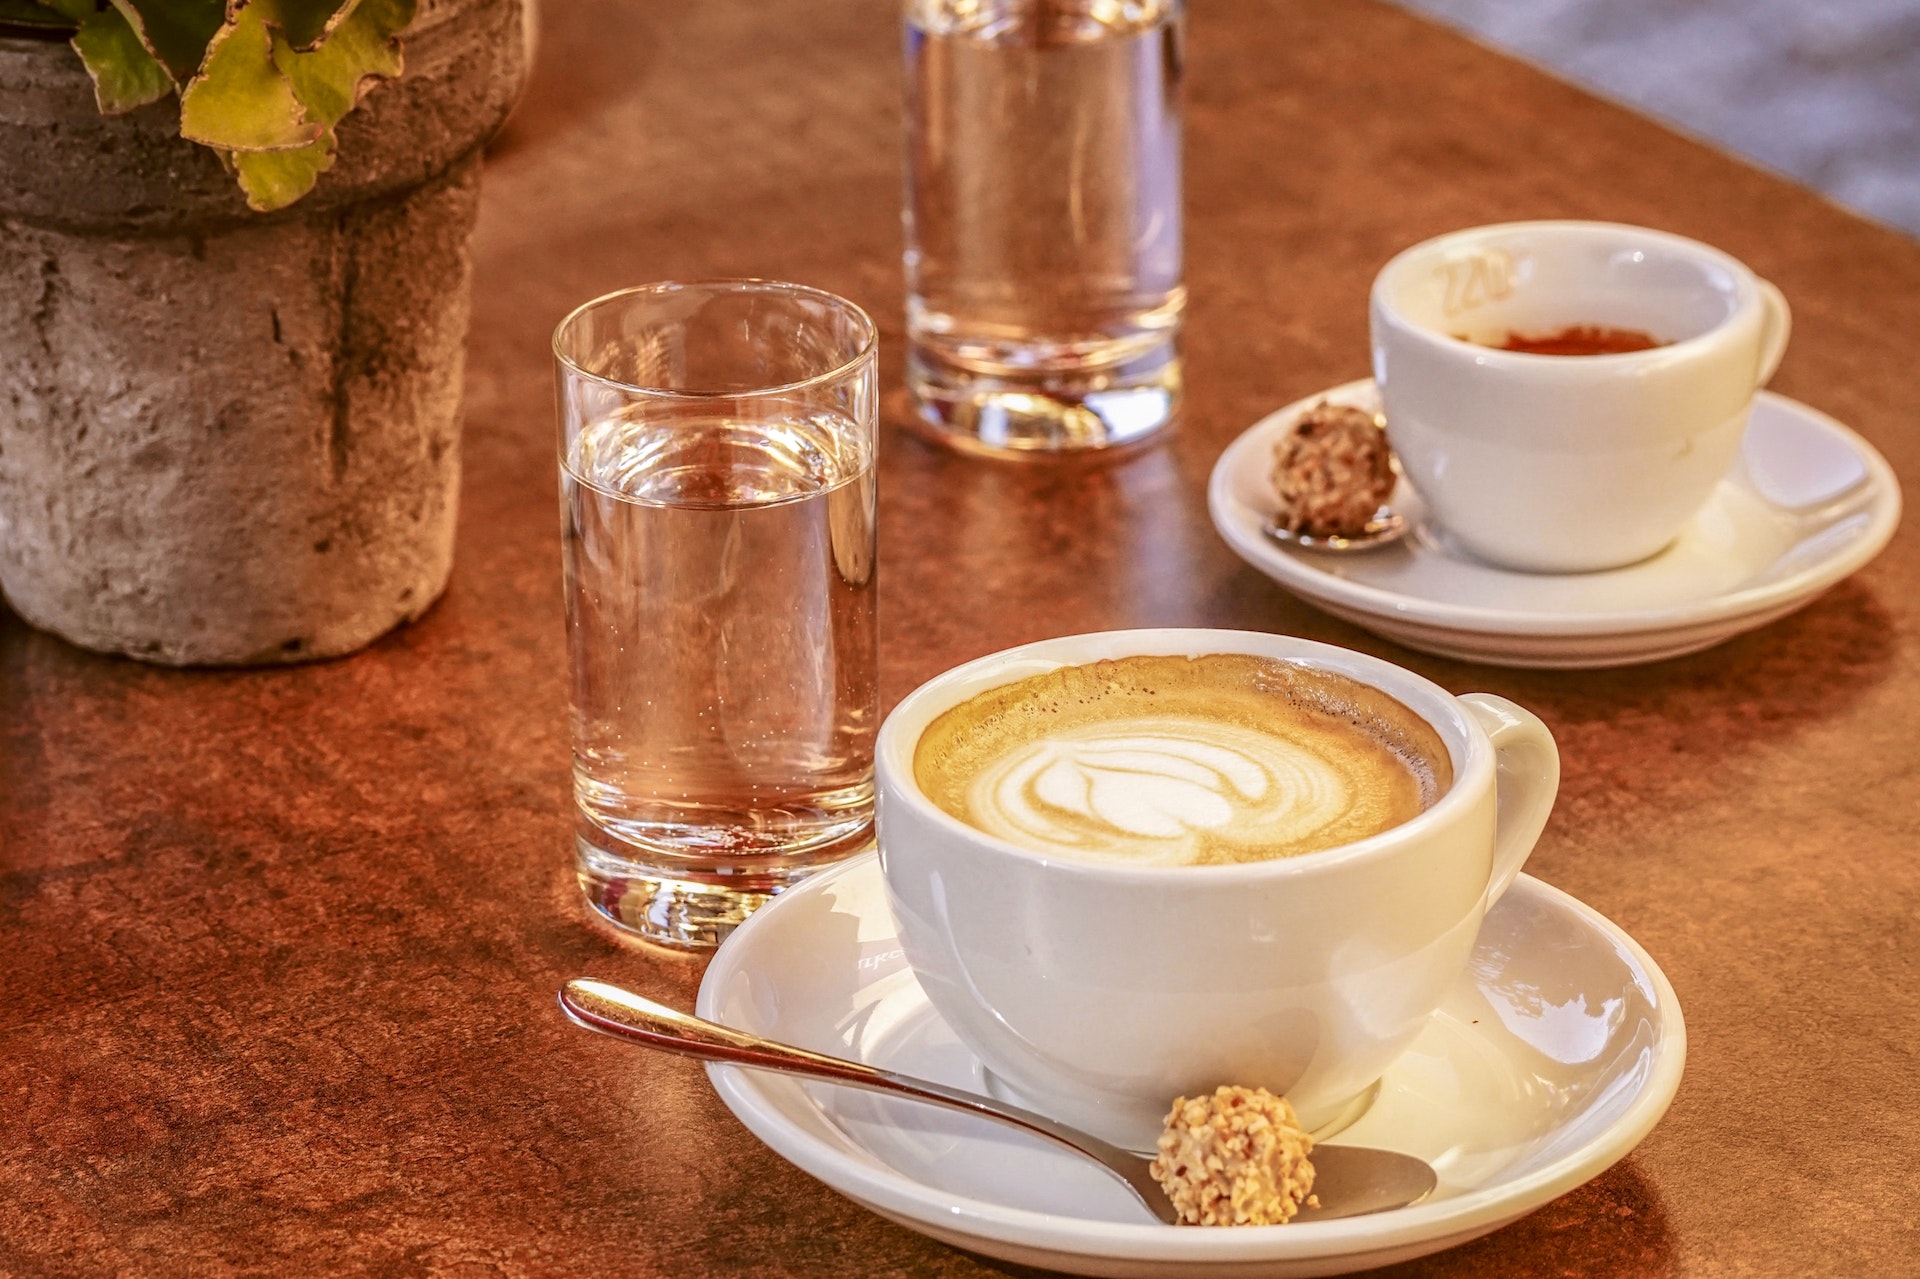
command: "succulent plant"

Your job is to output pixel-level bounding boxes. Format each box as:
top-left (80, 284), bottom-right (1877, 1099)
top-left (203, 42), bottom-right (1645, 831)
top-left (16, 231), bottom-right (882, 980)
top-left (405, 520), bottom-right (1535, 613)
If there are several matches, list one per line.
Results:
top-left (0, 0), bottom-right (416, 210)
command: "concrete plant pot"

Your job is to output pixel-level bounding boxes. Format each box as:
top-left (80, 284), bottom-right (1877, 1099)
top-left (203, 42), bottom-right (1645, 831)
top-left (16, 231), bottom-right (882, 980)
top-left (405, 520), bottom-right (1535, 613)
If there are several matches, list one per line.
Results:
top-left (0, 0), bottom-right (527, 665)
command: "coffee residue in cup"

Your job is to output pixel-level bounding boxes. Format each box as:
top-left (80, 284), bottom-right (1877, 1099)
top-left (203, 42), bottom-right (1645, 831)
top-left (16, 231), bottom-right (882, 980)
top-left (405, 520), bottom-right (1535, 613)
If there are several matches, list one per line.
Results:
top-left (1150, 1086), bottom-right (1319, 1226)
top-left (1465, 324), bottom-right (1666, 356)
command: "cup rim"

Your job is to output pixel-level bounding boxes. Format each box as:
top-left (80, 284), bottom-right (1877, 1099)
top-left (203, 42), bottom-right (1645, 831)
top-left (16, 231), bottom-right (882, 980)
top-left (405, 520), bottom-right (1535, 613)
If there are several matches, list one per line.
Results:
top-left (551, 278), bottom-right (879, 400)
top-left (1370, 219), bottom-right (1764, 367)
top-left (875, 629), bottom-right (1498, 883)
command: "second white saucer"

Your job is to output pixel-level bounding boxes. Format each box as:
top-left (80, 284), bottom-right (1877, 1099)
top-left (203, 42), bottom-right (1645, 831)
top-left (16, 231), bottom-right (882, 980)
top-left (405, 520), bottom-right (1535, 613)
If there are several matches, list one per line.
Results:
top-left (696, 854), bottom-right (1686, 1278)
top-left (1208, 379), bottom-right (1900, 667)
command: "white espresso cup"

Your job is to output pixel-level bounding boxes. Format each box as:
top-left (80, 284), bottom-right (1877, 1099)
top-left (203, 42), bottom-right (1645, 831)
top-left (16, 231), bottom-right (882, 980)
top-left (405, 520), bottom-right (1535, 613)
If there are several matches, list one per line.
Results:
top-left (875, 629), bottom-right (1560, 1150)
top-left (1371, 220), bottom-right (1792, 573)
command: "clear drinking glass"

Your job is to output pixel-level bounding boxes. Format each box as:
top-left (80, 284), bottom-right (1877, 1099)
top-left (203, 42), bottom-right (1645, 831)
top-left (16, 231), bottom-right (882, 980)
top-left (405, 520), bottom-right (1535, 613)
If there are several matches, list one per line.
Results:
top-left (553, 281), bottom-right (879, 949)
top-left (903, 0), bottom-right (1185, 456)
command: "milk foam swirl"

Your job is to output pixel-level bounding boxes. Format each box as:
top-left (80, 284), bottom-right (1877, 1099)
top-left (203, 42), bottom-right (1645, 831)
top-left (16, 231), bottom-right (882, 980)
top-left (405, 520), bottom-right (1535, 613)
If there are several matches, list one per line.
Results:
top-left (965, 716), bottom-right (1359, 866)
top-left (912, 653), bottom-right (1450, 866)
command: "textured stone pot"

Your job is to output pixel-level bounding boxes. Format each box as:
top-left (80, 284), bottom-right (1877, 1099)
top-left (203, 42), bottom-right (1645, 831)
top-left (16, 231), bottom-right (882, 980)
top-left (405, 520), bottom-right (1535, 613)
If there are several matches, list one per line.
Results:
top-left (0, 0), bottom-right (526, 664)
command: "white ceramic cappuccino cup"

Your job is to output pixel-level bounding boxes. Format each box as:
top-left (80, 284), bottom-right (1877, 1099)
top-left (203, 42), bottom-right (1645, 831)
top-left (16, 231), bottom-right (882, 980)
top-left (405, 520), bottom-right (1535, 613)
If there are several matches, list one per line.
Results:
top-left (1371, 220), bottom-right (1792, 573)
top-left (875, 629), bottom-right (1559, 1150)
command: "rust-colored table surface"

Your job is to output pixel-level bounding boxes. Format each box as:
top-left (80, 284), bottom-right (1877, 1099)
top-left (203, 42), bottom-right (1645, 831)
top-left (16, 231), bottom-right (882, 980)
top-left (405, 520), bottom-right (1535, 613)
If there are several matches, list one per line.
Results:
top-left (6, 1), bottom-right (1919, 1274)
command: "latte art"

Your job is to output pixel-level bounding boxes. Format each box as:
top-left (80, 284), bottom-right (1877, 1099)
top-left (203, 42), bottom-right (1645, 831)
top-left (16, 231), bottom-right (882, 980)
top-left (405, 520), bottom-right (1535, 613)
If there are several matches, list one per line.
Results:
top-left (915, 654), bottom-right (1452, 866)
top-left (974, 722), bottom-right (1361, 864)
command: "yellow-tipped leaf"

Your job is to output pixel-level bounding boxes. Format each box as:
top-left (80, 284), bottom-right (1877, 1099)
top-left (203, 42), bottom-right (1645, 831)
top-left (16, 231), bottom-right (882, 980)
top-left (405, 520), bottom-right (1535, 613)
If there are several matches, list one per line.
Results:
top-left (180, 2), bottom-right (322, 152)
top-left (71, 3), bottom-right (173, 114)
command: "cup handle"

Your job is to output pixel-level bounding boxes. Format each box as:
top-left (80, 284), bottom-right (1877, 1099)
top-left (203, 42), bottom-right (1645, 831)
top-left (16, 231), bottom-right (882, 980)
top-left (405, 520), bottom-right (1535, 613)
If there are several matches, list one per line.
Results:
top-left (1756, 278), bottom-right (1792, 386)
top-left (1460, 693), bottom-right (1560, 909)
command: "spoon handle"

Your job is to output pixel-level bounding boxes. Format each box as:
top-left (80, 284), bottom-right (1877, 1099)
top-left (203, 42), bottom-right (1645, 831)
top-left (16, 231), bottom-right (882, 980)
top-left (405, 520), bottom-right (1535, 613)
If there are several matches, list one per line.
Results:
top-left (560, 977), bottom-right (1104, 1142)
top-left (558, 978), bottom-right (1170, 1209)
top-left (562, 977), bottom-right (900, 1088)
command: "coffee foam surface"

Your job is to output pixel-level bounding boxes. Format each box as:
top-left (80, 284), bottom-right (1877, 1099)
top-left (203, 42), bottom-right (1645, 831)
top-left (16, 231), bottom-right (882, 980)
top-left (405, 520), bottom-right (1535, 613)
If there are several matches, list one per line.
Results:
top-left (913, 654), bottom-right (1452, 866)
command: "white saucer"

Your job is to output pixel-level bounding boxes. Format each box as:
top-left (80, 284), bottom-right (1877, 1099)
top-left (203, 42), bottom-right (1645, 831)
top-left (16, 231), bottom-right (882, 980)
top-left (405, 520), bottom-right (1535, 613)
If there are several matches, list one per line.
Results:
top-left (696, 854), bottom-right (1686, 1278)
top-left (1208, 379), bottom-right (1901, 667)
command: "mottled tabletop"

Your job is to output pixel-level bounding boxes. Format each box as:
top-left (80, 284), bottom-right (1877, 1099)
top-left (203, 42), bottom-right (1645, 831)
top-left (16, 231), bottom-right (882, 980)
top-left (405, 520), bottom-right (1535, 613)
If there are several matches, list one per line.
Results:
top-left (5, 0), bottom-right (1919, 1275)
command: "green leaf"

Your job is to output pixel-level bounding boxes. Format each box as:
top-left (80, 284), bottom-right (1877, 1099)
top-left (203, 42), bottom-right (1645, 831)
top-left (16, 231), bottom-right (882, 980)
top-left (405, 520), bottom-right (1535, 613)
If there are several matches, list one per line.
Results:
top-left (269, 0), bottom-right (412, 129)
top-left (70, 2), bottom-right (172, 113)
top-left (230, 130), bottom-right (337, 210)
top-left (266, 0), bottom-right (354, 51)
top-left (110, 0), bottom-right (224, 87)
top-left (48, 0), bottom-right (417, 212)
top-left (179, 2), bottom-right (321, 151)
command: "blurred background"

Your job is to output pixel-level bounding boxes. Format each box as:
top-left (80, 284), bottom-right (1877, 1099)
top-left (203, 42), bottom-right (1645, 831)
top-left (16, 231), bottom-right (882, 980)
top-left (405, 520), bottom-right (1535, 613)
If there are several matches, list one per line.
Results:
top-left (1391, 0), bottom-right (1920, 238)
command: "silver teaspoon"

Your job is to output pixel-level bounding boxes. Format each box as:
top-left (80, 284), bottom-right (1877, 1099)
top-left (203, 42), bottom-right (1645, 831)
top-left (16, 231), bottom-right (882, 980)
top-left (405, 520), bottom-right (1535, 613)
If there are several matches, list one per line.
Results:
top-left (1264, 507), bottom-right (1410, 552)
top-left (559, 978), bottom-right (1437, 1227)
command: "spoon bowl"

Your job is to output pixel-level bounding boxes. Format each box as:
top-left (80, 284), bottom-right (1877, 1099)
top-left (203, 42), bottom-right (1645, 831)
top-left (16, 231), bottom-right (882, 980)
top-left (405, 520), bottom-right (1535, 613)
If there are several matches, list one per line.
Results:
top-left (1265, 507), bottom-right (1410, 552)
top-left (560, 977), bottom-right (1437, 1227)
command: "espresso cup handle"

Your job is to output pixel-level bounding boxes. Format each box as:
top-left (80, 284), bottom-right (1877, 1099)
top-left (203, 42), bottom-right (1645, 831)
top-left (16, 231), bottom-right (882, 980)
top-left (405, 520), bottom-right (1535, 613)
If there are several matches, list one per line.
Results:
top-left (1756, 278), bottom-right (1792, 386)
top-left (1460, 694), bottom-right (1560, 908)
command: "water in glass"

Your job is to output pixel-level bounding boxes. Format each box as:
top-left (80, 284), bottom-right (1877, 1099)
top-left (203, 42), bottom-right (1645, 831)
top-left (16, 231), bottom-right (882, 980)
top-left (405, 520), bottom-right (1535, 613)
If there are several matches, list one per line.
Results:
top-left (904, 0), bottom-right (1184, 453)
top-left (563, 402), bottom-right (878, 925)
